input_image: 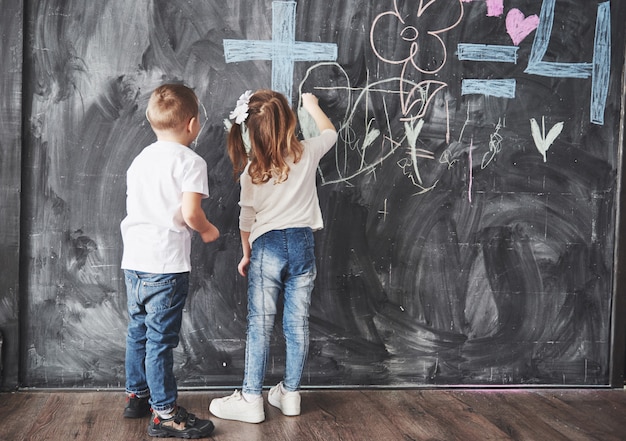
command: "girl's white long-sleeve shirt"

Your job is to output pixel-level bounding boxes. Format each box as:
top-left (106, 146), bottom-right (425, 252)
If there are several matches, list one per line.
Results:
top-left (238, 129), bottom-right (338, 245)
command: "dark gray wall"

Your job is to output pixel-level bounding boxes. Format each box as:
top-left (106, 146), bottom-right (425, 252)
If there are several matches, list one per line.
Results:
top-left (1, 0), bottom-right (624, 389)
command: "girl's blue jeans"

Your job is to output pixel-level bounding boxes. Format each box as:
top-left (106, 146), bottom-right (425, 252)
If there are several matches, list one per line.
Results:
top-left (124, 270), bottom-right (188, 413)
top-left (243, 227), bottom-right (317, 395)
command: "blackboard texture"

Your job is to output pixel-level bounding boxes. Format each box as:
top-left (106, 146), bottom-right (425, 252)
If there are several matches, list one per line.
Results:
top-left (11, 0), bottom-right (626, 388)
top-left (0, 0), bottom-right (23, 390)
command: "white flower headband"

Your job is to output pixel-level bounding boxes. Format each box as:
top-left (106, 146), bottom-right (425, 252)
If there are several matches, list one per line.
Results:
top-left (229, 90), bottom-right (252, 125)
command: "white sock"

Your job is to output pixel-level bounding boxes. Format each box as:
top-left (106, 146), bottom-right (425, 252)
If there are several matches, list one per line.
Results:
top-left (156, 408), bottom-right (176, 419)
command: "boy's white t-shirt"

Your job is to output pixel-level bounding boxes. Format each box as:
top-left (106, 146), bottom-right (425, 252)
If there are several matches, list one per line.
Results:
top-left (121, 140), bottom-right (209, 273)
top-left (239, 129), bottom-right (338, 244)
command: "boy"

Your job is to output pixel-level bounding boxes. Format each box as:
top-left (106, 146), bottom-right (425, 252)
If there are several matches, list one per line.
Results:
top-left (121, 84), bottom-right (219, 438)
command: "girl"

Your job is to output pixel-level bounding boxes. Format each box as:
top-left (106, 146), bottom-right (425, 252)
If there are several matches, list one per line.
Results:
top-left (210, 90), bottom-right (337, 423)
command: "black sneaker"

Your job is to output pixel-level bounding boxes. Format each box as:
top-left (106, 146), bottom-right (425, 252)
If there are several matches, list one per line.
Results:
top-left (147, 406), bottom-right (214, 439)
top-left (124, 393), bottom-right (151, 418)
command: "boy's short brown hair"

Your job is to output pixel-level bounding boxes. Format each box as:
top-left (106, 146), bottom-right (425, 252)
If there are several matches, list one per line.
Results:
top-left (146, 84), bottom-right (199, 131)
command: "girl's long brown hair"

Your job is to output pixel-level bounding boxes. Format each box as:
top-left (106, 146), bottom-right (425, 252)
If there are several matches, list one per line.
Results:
top-left (228, 90), bottom-right (302, 184)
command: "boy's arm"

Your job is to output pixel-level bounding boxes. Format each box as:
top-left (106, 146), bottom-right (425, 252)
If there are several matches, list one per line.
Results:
top-left (181, 192), bottom-right (220, 243)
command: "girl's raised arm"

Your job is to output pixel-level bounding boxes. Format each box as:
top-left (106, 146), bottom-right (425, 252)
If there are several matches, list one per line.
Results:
top-left (302, 93), bottom-right (335, 133)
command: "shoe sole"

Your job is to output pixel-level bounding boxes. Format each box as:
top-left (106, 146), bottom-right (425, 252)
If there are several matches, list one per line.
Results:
top-left (147, 421), bottom-right (215, 439)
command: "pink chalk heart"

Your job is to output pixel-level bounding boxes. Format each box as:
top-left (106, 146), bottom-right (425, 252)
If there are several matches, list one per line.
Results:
top-left (506, 8), bottom-right (540, 45)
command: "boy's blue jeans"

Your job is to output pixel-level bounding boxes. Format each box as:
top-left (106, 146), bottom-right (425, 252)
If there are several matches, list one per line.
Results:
top-left (243, 228), bottom-right (317, 396)
top-left (124, 270), bottom-right (189, 413)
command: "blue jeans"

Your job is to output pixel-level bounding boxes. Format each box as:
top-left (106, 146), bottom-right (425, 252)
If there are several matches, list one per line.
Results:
top-left (124, 270), bottom-right (189, 413)
top-left (243, 228), bottom-right (317, 395)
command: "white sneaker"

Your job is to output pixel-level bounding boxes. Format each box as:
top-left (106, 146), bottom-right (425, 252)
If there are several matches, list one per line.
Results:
top-left (209, 390), bottom-right (265, 423)
top-left (268, 382), bottom-right (301, 416)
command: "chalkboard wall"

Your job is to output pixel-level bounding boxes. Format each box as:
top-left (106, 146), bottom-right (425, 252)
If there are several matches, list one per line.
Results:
top-left (0, 0), bottom-right (22, 390)
top-left (1, 0), bottom-right (625, 389)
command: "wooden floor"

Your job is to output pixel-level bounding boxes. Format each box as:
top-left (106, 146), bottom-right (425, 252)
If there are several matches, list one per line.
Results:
top-left (2, 388), bottom-right (626, 441)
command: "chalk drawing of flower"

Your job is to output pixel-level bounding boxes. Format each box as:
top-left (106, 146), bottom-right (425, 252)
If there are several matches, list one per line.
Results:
top-left (370, 0), bottom-right (464, 120)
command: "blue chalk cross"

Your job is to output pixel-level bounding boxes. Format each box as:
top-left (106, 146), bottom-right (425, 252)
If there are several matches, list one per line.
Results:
top-left (223, 1), bottom-right (337, 104)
